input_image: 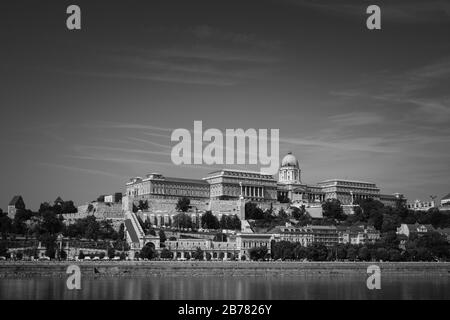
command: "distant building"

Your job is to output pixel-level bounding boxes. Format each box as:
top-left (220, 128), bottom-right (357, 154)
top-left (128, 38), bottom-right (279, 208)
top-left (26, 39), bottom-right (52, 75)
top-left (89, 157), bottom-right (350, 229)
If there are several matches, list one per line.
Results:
top-left (406, 199), bottom-right (436, 211)
top-left (104, 193), bottom-right (122, 204)
top-left (54, 196), bottom-right (64, 206)
top-left (308, 225), bottom-right (339, 247)
top-left (235, 233), bottom-right (272, 259)
top-left (397, 223), bottom-right (435, 237)
top-left (440, 193), bottom-right (450, 208)
top-left (316, 179), bottom-right (380, 205)
top-left (337, 225), bottom-right (380, 245)
top-left (379, 193), bottom-right (407, 208)
top-left (271, 224), bottom-right (339, 247)
top-left (270, 225), bottom-right (314, 246)
top-left (7, 195), bottom-right (25, 219)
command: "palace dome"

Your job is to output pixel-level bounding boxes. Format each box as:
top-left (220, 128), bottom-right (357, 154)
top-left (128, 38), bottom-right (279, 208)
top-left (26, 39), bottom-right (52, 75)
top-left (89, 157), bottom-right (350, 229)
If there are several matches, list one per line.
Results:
top-left (281, 152), bottom-right (299, 168)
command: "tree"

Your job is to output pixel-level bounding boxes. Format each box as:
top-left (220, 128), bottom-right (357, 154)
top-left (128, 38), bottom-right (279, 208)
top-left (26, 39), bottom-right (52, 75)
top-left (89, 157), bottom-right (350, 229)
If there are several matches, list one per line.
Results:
top-left (278, 208), bottom-right (288, 219)
top-left (307, 243), bottom-right (328, 261)
top-left (107, 247), bottom-right (115, 259)
top-left (159, 230), bottom-right (167, 243)
top-left (118, 223), bottom-right (125, 240)
top-left (245, 203), bottom-right (264, 220)
top-left (291, 206), bottom-right (305, 220)
top-left (375, 248), bottom-right (389, 261)
top-left (61, 201), bottom-right (78, 214)
top-left (346, 246), bottom-right (358, 261)
top-left (322, 199), bottom-right (345, 221)
top-left (335, 245), bottom-right (347, 260)
top-left (84, 216), bottom-right (100, 240)
top-left (160, 249), bottom-right (173, 259)
top-left (176, 197), bottom-right (191, 212)
top-left (271, 241), bottom-right (295, 260)
top-left (12, 209), bottom-right (33, 235)
top-left (143, 220), bottom-right (152, 234)
top-left (78, 251), bottom-right (85, 260)
top-left (388, 248), bottom-right (401, 261)
top-left (294, 245), bottom-right (308, 260)
top-left (0, 242), bottom-right (8, 257)
top-left (220, 215), bottom-right (241, 230)
top-left (0, 211), bottom-right (12, 239)
top-left (230, 215), bottom-right (241, 230)
top-left (140, 243), bottom-right (157, 260)
top-left (60, 249), bottom-right (67, 260)
top-left (416, 247), bottom-right (433, 261)
top-left (192, 247), bottom-right (204, 260)
top-left (219, 215), bottom-right (229, 230)
top-left (249, 246), bottom-right (268, 261)
top-left (40, 210), bottom-right (64, 235)
top-left (99, 220), bottom-right (118, 240)
top-left (201, 211), bottom-right (219, 229)
top-left (381, 214), bottom-right (400, 233)
top-left (173, 213), bottom-right (193, 229)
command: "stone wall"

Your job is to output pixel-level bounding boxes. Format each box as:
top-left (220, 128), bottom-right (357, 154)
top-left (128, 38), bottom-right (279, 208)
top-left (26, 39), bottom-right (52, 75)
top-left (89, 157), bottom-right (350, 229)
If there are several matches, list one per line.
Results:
top-left (63, 202), bottom-right (125, 224)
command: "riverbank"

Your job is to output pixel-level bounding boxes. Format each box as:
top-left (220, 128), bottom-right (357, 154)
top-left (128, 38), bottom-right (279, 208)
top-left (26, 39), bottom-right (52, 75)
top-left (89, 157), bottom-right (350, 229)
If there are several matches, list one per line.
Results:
top-left (1, 261), bottom-right (450, 278)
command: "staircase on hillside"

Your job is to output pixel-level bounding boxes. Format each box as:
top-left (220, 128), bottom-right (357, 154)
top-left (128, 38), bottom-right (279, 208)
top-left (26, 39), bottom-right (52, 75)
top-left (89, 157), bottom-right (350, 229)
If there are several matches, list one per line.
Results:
top-left (124, 211), bottom-right (146, 249)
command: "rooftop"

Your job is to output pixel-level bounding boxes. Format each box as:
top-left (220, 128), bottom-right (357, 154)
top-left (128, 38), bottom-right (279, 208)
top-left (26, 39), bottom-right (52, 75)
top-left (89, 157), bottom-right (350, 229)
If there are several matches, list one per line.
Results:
top-left (8, 195), bottom-right (23, 207)
top-left (442, 193), bottom-right (450, 200)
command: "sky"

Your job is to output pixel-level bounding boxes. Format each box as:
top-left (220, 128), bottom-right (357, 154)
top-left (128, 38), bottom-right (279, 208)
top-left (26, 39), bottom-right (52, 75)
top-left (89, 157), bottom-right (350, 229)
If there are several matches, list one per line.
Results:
top-left (0, 0), bottom-right (449, 210)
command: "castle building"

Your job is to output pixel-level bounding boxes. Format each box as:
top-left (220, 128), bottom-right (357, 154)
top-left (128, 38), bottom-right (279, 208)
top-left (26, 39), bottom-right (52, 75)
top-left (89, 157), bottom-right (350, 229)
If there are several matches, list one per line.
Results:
top-left (125, 173), bottom-right (210, 201)
top-left (276, 152), bottom-right (388, 206)
top-left (7, 195), bottom-right (25, 219)
top-left (123, 152), bottom-right (405, 221)
top-left (277, 152), bottom-right (326, 204)
top-left (203, 169), bottom-right (277, 201)
top-left (406, 199), bottom-right (436, 211)
top-left (441, 193), bottom-right (450, 208)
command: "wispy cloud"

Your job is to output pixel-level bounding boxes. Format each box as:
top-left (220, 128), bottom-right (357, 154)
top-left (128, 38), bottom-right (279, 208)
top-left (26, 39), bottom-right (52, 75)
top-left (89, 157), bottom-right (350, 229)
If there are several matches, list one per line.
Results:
top-left (82, 121), bottom-right (173, 132)
top-left (38, 163), bottom-right (125, 178)
top-left (43, 24), bottom-right (282, 87)
top-left (330, 58), bottom-right (450, 124)
top-left (284, 0), bottom-right (450, 23)
top-left (329, 112), bottom-right (384, 126)
top-left (280, 136), bottom-right (396, 153)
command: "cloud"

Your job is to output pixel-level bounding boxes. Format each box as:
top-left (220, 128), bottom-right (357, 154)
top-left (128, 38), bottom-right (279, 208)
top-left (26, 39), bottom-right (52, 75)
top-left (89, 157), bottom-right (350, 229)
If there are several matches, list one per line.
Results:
top-left (329, 112), bottom-right (384, 126)
top-left (38, 163), bottom-right (124, 178)
top-left (330, 58), bottom-right (450, 124)
top-left (280, 136), bottom-right (396, 153)
top-left (190, 25), bottom-right (282, 50)
top-left (73, 145), bottom-right (170, 157)
top-left (407, 98), bottom-right (450, 124)
top-left (284, 0), bottom-right (450, 23)
top-left (82, 121), bottom-right (173, 132)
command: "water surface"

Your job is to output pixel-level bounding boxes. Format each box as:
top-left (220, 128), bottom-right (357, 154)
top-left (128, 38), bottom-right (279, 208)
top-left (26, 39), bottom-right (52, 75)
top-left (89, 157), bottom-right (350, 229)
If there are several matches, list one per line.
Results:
top-left (1, 275), bottom-right (450, 299)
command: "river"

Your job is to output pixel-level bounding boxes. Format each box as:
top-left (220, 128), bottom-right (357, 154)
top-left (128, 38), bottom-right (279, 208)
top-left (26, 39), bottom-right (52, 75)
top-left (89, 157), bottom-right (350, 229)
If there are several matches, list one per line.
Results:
top-left (1, 274), bottom-right (449, 299)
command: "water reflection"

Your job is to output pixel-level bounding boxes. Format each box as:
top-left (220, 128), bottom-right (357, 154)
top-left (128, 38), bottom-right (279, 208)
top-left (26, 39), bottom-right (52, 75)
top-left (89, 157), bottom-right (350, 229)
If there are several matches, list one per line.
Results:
top-left (1, 275), bottom-right (449, 300)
